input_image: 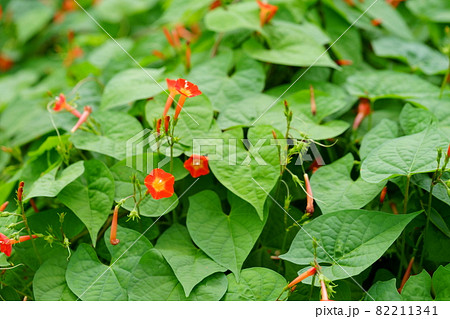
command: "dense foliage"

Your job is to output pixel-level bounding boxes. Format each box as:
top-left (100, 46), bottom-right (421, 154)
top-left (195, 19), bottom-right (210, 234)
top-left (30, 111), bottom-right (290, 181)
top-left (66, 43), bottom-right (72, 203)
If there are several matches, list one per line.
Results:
top-left (0, 0), bottom-right (450, 301)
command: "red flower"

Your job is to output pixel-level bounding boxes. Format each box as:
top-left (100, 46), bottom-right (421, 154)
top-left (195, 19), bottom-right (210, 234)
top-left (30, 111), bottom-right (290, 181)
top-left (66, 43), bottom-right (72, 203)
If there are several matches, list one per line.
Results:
top-left (54, 93), bottom-right (82, 118)
top-left (144, 168), bottom-right (175, 200)
top-left (0, 233), bottom-right (12, 257)
top-left (164, 115), bottom-right (170, 133)
top-left (173, 79), bottom-right (202, 120)
top-left (257, 1), bottom-right (278, 27)
top-left (175, 78), bottom-right (202, 98)
top-left (0, 233), bottom-right (38, 257)
top-left (184, 155), bottom-right (210, 178)
top-left (352, 98), bottom-right (371, 130)
top-left (156, 118), bottom-right (162, 135)
top-left (447, 143), bottom-right (450, 158)
top-left (163, 79), bottom-right (179, 118)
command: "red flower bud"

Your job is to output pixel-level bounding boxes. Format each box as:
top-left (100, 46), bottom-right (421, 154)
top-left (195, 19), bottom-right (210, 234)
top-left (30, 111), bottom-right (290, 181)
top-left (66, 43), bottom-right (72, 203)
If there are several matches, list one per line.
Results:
top-left (71, 106), bottom-right (92, 133)
top-left (17, 181), bottom-right (24, 202)
top-left (336, 59), bottom-right (353, 66)
top-left (352, 98), bottom-right (371, 130)
top-left (110, 205), bottom-right (120, 245)
top-left (320, 279), bottom-right (333, 301)
top-left (30, 198), bottom-right (39, 213)
top-left (156, 118), bottom-right (162, 135)
top-left (0, 201), bottom-right (8, 212)
top-left (164, 116), bottom-right (170, 133)
top-left (398, 256), bottom-right (415, 293)
top-left (371, 18), bottom-right (382, 26)
top-left (304, 173), bottom-right (314, 215)
top-left (310, 84), bottom-right (316, 116)
top-left (380, 186), bottom-right (388, 204)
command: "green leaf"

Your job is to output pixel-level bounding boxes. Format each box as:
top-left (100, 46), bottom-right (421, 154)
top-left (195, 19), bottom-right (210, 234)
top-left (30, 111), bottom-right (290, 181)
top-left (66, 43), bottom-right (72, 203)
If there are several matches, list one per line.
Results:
top-left (243, 21), bottom-right (336, 68)
top-left (361, 127), bottom-right (446, 184)
top-left (100, 68), bottom-right (165, 110)
top-left (346, 70), bottom-right (440, 100)
top-left (209, 126), bottom-right (279, 218)
top-left (93, 0), bottom-right (158, 23)
top-left (360, 119), bottom-right (399, 161)
top-left (155, 223), bottom-right (226, 297)
top-left (399, 104), bottom-right (435, 135)
top-left (281, 210), bottom-right (420, 281)
top-left (10, 0), bottom-right (54, 43)
top-left (204, 1), bottom-right (260, 33)
top-left (71, 111), bottom-right (143, 160)
top-left (33, 254), bottom-right (77, 301)
top-left (58, 160), bottom-right (115, 244)
top-left (25, 161), bottom-right (85, 200)
top-left (402, 270), bottom-right (433, 301)
top-left (429, 208), bottom-right (450, 238)
top-left (311, 153), bottom-right (386, 214)
top-left (186, 190), bottom-right (267, 279)
top-left (128, 249), bottom-right (227, 300)
top-left (433, 265), bottom-right (450, 300)
top-left (66, 226), bottom-right (153, 300)
top-left (372, 37), bottom-right (449, 75)
top-left (365, 279), bottom-right (402, 301)
top-left (223, 268), bottom-right (287, 301)
top-left (66, 244), bottom-right (126, 301)
top-left (411, 172), bottom-right (450, 207)
top-left (407, 0), bottom-right (450, 23)
top-left (188, 53), bottom-right (265, 112)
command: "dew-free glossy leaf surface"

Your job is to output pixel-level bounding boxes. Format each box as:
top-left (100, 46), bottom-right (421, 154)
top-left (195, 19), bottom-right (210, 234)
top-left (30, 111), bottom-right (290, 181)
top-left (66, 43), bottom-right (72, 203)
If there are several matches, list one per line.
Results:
top-left (33, 254), bottom-right (77, 301)
top-left (128, 249), bottom-right (227, 301)
top-left (223, 267), bottom-right (287, 301)
top-left (361, 128), bottom-right (446, 183)
top-left (281, 210), bottom-right (419, 281)
top-left (156, 223), bottom-right (226, 297)
top-left (311, 154), bottom-right (386, 214)
top-left (187, 190), bottom-right (267, 279)
top-left (58, 160), bottom-right (115, 244)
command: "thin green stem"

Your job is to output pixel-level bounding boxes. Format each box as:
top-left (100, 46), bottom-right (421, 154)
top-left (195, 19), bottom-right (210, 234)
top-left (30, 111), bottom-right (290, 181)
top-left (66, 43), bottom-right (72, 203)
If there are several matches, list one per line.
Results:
top-left (18, 201), bottom-right (41, 264)
top-left (420, 181), bottom-right (435, 268)
top-left (397, 175), bottom-right (411, 279)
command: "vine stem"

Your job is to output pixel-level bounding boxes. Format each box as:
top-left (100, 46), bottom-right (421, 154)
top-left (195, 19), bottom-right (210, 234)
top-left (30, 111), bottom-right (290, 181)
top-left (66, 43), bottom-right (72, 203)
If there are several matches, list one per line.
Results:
top-left (420, 178), bottom-right (436, 268)
top-left (397, 175), bottom-right (411, 280)
top-left (18, 200), bottom-right (41, 264)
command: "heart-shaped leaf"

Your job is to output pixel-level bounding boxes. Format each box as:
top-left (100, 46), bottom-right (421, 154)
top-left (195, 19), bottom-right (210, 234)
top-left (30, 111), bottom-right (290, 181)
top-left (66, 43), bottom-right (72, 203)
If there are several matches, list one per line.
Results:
top-left (361, 127), bottom-right (446, 184)
top-left (223, 267), bottom-right (287, 301)
top-left (209, 126), bottom-right (279, 218)
top-left (128, 249), bottom-right (227, 301)
top-left (25, 161), bottom-right (84, 200)
top-left (186, 190), bottom-right (267, 279)
top-left (311, 153), bottom-right (386, 214)
top-left (33, 254), bottom-right (77, 301)
top-left (433, 265), bottom-right (450, 300)
top-left (66, 226), bottom-right (153, 300)
top-left (402, 270), bottom-right (433, 301)
top-left (71, 111), bottom-right (143, 160)
top-left (372, 37), bottom-right (448, 75)
top-left (281, 210), bottom-right (420, 281)
top-left (188, 53), bottom-right (265, 112)
top-left (155, 223), bottom-right (226, 297)
top-left (399, 104), bottom-right (435, 135)
top-left (58, 160), bottom-right (115, 244)
top-left (100, 68), bottom-right (164, 109)
top-left (346, 70), bottom-right (440, 100)
top-left (243, 21), bottom-right (336, 68)
top-left (365, 279), bottom-right (402, 301)
top-left (360, 119), bottom-right (399, 160)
